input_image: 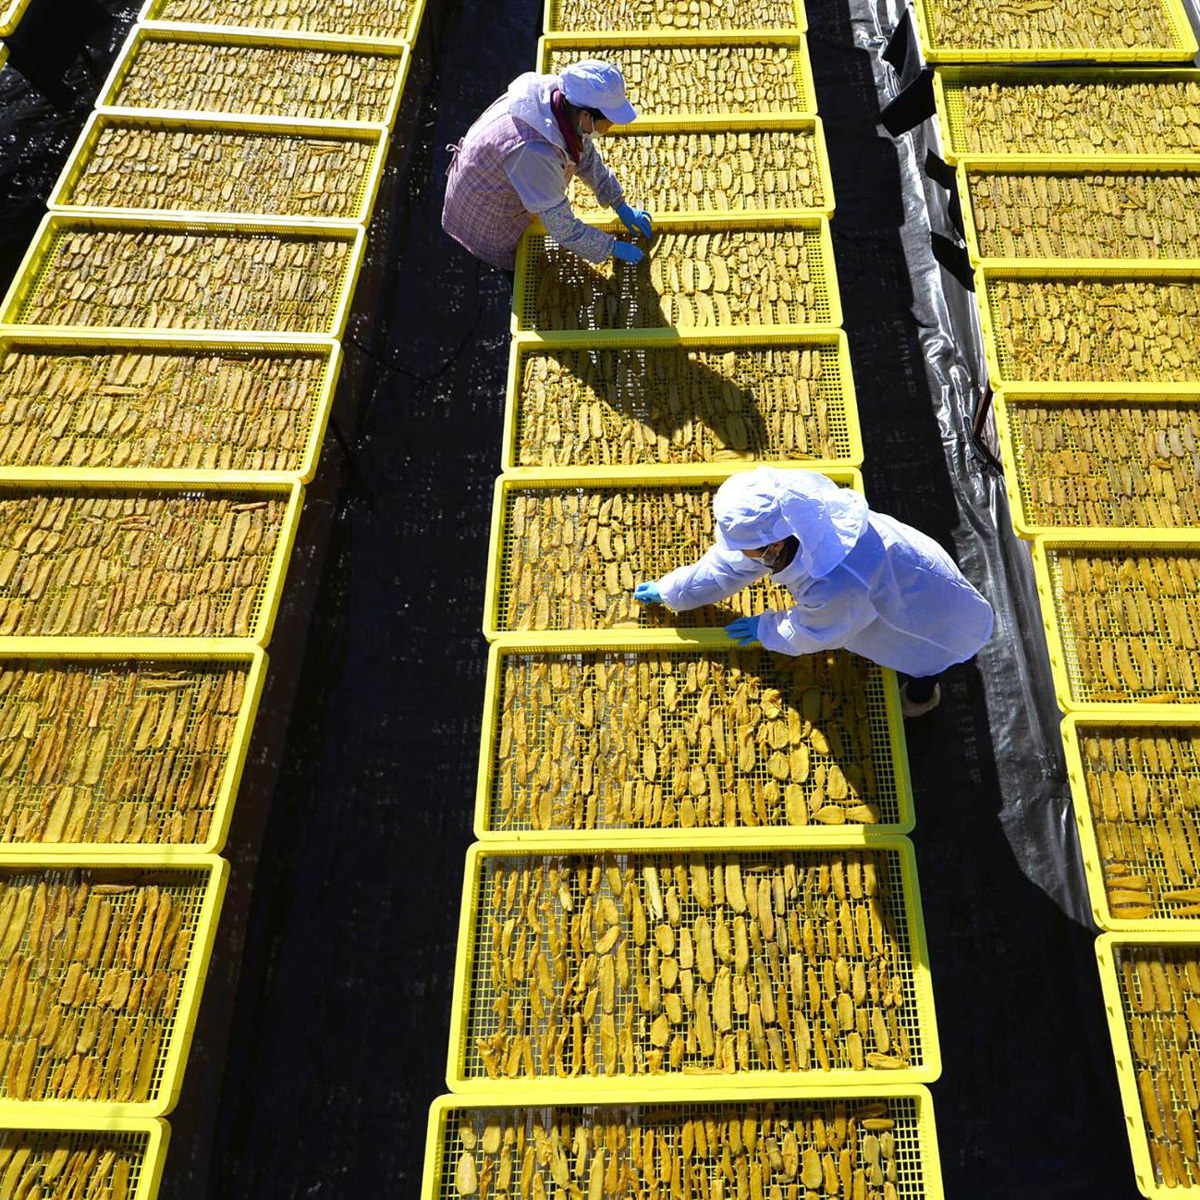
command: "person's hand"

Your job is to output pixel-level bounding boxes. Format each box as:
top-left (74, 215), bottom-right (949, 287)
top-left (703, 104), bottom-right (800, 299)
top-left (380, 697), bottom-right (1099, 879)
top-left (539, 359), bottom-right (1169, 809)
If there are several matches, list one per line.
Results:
top-left (634, 582), bottom-right (662, 605)
top-left (617, 202), bottom-right (653, 239)
top-left (725, 615), bottom-right (761, 646)
top-left (612, 240), bottom-right (644, 264)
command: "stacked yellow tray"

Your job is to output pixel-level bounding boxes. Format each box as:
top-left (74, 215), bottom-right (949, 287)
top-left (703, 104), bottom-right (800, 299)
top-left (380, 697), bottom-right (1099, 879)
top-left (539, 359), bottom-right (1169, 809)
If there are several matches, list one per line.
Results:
top-left (0, 0), bottom-right (430, 1189)
top-left (923, 17), bottom-right (1200, 1197)
top-left (423, 3), bottom-right (948, 1196)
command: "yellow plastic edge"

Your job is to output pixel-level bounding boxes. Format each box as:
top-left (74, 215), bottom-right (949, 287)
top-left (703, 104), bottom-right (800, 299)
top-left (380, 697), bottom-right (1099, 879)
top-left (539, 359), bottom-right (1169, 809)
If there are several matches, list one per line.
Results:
top-left (501, 326), bottom-right (862, 472)
top-left (0, 212), bottom-right (366, 340)
top-left (481, 465), bottom-right (863, 640)
top-left (48, 111), bottom-right (391, 227)
top-left (422, 1085), bottom-right (945, 1200)
top-left (0, 330), bottom-right (342, 484)
top-left (0, 0), bottom-right (32, 37)
top-left (912, 0), bottom-right (1197, 64)
top-left (511, 214), bottom-right (843, 337)
top-left (993, 385), bottom-right (1200, 538)
top-left (97, 28), bottom-right (411, 133)
top-left (255, 478), bottom-right (305, 647)
top-left (0, 854), bottom-right (229, 1118)
top-left (1095, 931), bottom-right (1200, 1200)
top-left (473, 632), bottom-right (913, 842)
top-left (445, 836), bottom-right (939, 1092)
top-left (0, 1115), bottom-right (170, 1200)
top-left (932, 66), bottom-right (1200, 165)
top-left (0, 640), bottom-right (265, 859)
top-left (536, 32), bottom-right (819, 119)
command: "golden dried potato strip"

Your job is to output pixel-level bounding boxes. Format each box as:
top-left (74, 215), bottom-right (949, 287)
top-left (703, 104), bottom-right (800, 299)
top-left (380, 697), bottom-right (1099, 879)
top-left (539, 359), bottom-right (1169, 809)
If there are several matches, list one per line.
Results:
top-left (926, 0), bottom-right (1174, 52)
top-left (147, 0), bottom-right (416, 39)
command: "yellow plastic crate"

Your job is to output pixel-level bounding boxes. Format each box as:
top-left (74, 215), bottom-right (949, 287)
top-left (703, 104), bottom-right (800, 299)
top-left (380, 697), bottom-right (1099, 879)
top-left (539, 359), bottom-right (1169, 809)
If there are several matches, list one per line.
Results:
top-left (48, 111), bottom-right (389, 227)
top-left (0, 475), bottom-right (301, 647)
top-left (994, 385), bottom-right (1200, 538)
top-left (0, 213), bottom-right (365, 340)
top-left (1096, 932), bottom-right (1200, 1198)
top-left (1033, 532), bottom-right (1200, 711)
top-left (543, 0), bottom-right (805, 32)
top-left (959, 158), bottom-right (1200, 265)
top-left (0, 44), bottom-right (8, 74)
top-left (476, 632), bottom-right (912, 841)
top-left (447, 838), bottom-right (939, 1092)
top-left (482, 465), bottom-right (862, 639)
top-left (977, 263), bottom-right (1200, 388)
top-left (0, 854), bottom-right (227, 1118)
top-left (139, 0), bottom-right (428, 44)
top-left (933, 67), bottom-right (1200, 164)
top-left (0, 0), bottom-right (31, 36)
top-left (0, 331), bottom-right (341, 483)
top-left (569, 117), bottom-right (834, 219)
top-left (97, 26), bottom-right (411, 129)
top-left (423, 1087), bottom-right (945, 1200)
top-left (912, 0), bottom-right (1196, 63)
top-left (1064, 711), bottom-right (1200, 931)
top-left (0, 1115), bottom-right (169, 1199)
top-left (503, 328), bottom-right (862, 471)
top-left (538, 33), bottom-right (817, 118)
top-left (513, 215), bottom-right (841, 335)
top-left (0, 640), bottom-right (265, 857)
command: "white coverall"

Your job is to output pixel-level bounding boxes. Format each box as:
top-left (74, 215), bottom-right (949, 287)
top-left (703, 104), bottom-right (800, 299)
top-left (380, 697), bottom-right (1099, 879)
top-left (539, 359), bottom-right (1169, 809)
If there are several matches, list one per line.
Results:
top-left (653, 468), bottom-right (994, 677)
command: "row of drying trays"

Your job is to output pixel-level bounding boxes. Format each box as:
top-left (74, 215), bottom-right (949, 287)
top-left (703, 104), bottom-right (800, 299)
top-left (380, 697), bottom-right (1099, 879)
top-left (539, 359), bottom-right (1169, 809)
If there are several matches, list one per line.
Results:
top-left (0, 0), bottom-right (432, 1195)
top-left (903, 0), bottom-right (1200, 1186)
top-left (420, 2), bottom-right (959, 1200)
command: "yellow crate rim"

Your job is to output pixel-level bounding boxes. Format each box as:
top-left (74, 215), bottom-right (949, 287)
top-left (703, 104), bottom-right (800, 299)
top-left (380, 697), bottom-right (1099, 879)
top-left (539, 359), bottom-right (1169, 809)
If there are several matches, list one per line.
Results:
top-left (446, 836), bottom-right (940, 1093)
top-left (0, 638), bottom-right (265, 858)
top-left (512, 213), bottom-right (843, 336)
top-left (976, 261), bottom-right (1200, 389)
top-left (1064, 711), bottom-right (1200, 932)
top-left (97, 26), bottom-right (412, 132)
top-left (422, 1085), bottom-right (945, 1200)
top-left (993, 384), bottom-right (1200, 539)
top-left (0, 330), bottom-right (341, 484)
top-left (138, 0), bottom-right (429, 47)
top-left (958, 157), bottom-right (1200, 268)
top-left (0, 853), bottom-right (227, 1117)
top-left (912, 0), bottom-right (1197, 63)
top-left (0, 0), bottom-right (32, 37)
top-left (932, 66), bottom-right (1200, 166)
top-left (1032, 531), bottom-right (1200, 713)
top-left (502, 326), bottom-right (862, 472)
top-left (542, 0), bottom-right (807, 34)
top-left (475, 630), bottom-right (913, 841)
top-left (49, 110), bottom-right (390, 228)
top-left (566, 115), bottom-right (836, 220)
top-left (1096, 932), bottom-right (1200, 1200)
top-left (537, 32), bottom-right (818, 119)
top-left (481, 464), bottom-right (863, 640)
top-left (0, 473), bottom-right (302, 647)
top-left (0, 212), bottom-right (366, 341)
top-left (0, 1115), bottom-right (169, 1200)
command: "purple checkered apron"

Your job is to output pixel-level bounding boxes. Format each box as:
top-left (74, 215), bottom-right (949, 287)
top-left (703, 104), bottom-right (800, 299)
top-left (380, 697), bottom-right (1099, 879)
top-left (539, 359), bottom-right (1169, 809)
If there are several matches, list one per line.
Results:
top-left (443, 93), bottom-right (576, 271)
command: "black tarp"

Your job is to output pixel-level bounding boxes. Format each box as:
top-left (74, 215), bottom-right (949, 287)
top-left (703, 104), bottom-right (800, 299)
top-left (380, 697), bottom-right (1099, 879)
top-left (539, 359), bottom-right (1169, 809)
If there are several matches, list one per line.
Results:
top-left (0, 1), bottom-right (1145, 1195)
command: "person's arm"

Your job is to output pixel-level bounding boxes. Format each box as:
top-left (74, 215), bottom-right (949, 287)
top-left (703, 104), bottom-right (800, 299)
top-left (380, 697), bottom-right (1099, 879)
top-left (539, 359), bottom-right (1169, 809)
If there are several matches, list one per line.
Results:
top-left (503, 143), bottom-right (615, 264)
top-left (756, 572), bottom-right (878, 657)
top-left (575, 136), bottom-right (624, 209)
top-left (655, 547), bottom-right (770, 612)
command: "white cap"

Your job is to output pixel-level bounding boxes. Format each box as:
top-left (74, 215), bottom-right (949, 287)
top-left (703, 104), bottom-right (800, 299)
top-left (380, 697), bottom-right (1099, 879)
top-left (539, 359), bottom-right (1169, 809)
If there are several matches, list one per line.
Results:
top-left (560, 59), bottom-right (637, 124)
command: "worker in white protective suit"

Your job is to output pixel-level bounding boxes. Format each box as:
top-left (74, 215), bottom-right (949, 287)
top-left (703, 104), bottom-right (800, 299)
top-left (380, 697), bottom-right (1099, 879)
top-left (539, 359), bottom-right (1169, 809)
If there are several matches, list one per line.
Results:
top-left (633, 468), bottom-right (994, 718)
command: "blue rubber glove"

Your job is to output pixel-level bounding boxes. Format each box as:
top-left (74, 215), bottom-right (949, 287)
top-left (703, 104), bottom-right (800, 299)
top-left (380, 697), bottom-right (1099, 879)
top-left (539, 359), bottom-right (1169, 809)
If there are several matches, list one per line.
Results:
top-left (612, 240), bottom-right (644, 264)
top-left (616, 202), bottom-right (653, 239)
top-left (633, 582), bottom-right (662, 605)
top-left (725, 615), bottom-right (761, 646)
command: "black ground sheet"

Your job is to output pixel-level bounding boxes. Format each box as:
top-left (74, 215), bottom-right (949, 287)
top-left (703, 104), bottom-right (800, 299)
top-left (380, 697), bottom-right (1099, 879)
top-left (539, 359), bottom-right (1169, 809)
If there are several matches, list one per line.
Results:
top-left (0, 0), bottom-right (1142, 1195)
